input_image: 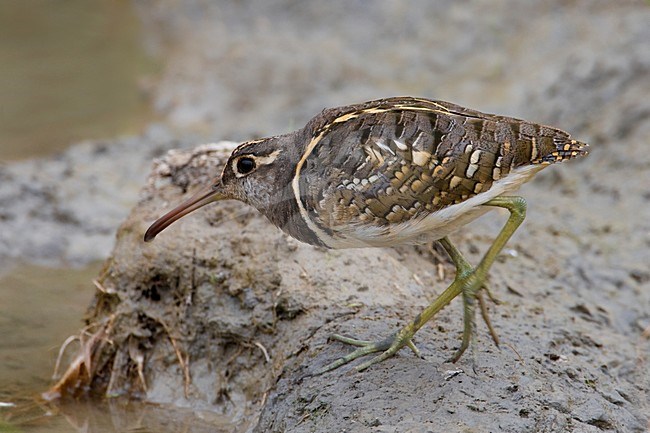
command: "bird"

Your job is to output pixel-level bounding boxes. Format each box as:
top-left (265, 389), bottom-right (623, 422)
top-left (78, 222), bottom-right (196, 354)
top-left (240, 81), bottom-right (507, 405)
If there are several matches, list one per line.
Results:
top-left (144, 96), bottom-right (588, 374)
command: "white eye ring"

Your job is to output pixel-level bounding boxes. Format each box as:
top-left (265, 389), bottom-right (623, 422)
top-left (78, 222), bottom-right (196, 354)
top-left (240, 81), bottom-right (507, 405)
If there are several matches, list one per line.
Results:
top-left (234, 156), bottom-right (256, 176)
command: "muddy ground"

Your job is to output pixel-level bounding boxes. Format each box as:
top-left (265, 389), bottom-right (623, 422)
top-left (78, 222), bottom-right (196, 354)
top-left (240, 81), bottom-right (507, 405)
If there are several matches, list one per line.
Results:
top-left (2, 1), bottom-right (649, 432)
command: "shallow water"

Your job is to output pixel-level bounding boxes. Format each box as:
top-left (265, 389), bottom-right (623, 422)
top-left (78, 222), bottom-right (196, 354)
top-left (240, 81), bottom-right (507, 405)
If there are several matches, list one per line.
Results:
top-left (0, 263), bottom-right (101, 397)
top-left (0, 0), bottom-right (157, 161)
top-left (0, 263), bottom-right (98, 430)
top-left (0, 263), bottom-right (234, 433)
top-left (2, 397), bottom-right (232, 433)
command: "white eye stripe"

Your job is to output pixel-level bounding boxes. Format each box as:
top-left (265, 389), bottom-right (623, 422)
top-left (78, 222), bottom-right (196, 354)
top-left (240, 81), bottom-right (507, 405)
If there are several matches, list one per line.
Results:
top-left (232, 149), bottom-right (282, 177)
top-left (255, 149), bottom-right (282, 165)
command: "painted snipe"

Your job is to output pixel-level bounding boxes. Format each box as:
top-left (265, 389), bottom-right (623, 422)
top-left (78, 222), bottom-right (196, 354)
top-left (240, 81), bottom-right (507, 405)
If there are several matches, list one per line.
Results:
top-left (144, 97), bottom-right (588, 373)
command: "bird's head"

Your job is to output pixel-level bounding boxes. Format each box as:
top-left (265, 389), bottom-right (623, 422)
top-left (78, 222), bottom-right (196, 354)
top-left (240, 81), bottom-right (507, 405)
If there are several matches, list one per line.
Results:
top-left (144, 135), bottom-right (296, 242)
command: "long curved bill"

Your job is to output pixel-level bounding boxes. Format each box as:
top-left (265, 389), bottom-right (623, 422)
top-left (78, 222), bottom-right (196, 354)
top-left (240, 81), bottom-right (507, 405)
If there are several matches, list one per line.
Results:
top-left (144, 184), bottom-right (226, 242)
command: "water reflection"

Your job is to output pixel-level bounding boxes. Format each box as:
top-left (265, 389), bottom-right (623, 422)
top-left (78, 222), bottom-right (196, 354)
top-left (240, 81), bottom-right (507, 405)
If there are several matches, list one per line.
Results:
top-left (2, 398), bottom-right (233, 433)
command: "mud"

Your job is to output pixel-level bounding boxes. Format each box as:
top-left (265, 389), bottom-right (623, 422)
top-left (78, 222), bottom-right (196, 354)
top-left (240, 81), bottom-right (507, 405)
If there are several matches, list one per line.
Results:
top-left (2, 1), bottom-right (649, 432)
top-left (53, 134), bottom-right (646, 431)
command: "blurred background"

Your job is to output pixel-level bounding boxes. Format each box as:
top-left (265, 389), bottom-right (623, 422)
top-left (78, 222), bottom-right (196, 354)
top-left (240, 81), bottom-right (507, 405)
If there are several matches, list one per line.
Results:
top-left (0, 0), bottom-right (157, 161)
top-left (2, 0), bottom-right (649, 269)
top-left (1, 1), bottom-right (648, 431)
top-left (6, 1), bottom-right (647, 163)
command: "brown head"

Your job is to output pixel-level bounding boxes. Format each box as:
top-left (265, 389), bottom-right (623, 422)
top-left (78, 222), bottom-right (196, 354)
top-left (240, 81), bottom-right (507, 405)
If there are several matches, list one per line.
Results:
top-left (143, 134), bottom-right (305, 243)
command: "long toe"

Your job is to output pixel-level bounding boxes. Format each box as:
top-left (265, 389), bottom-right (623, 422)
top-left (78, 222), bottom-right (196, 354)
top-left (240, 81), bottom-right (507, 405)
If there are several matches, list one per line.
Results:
top-left (316, 332), bottom-right (412, 375)
top-left (316, 339), bottom-right (389, 375)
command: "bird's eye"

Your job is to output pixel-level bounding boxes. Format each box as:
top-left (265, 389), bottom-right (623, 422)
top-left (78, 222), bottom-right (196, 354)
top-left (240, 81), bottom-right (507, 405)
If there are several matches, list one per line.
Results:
top-left (236, 157), bottom-right (256, 174)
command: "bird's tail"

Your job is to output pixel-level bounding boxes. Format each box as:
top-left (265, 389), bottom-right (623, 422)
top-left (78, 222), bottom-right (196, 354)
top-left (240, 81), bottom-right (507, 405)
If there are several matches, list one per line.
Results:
top-left (537, 136), bottom-right (589, 164)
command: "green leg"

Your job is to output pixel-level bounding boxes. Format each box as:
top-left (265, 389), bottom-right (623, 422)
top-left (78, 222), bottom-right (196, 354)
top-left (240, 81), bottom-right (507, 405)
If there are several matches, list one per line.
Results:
top-left (448, 196), bottom-right (526, 362)
top-left (316, 196), bottom-right (527, 374)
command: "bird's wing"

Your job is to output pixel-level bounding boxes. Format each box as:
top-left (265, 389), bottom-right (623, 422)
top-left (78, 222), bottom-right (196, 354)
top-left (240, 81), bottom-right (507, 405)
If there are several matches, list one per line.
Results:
top-left (300, 98), bottom-right (586, 230)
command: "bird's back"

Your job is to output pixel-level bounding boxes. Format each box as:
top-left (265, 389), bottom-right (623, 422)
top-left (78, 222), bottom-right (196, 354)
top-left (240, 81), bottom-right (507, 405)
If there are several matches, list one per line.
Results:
top-left (290, 97), bottom-right (588, 248)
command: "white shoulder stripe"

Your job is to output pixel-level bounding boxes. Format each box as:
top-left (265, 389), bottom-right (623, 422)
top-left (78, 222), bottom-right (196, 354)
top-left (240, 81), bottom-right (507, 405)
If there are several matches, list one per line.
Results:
top-left (291, 130), bottom-right (339, 248)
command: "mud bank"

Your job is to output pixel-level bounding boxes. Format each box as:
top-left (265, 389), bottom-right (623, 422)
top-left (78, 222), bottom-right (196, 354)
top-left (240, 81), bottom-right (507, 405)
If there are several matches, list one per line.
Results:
top-left (52, 137), bottom-right (648, 431)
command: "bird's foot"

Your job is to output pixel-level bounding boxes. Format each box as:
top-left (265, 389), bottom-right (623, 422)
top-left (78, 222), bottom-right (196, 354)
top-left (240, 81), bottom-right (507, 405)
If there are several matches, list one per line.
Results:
top-left (316, 327), bottom-right (421, 375)
top-left (448, 282), bottom-right (501, 365)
